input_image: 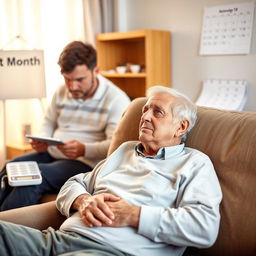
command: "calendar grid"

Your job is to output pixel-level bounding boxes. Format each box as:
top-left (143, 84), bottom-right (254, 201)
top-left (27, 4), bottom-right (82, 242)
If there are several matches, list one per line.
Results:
top-left (200, 1), bottom-right (255, 55)
top-left (196, 79), bottom-right (248, 111)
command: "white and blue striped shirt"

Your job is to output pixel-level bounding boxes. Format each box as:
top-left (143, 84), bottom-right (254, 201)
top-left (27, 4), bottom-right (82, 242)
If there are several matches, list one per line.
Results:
top-left (39, 74), bottom-right (130, 167)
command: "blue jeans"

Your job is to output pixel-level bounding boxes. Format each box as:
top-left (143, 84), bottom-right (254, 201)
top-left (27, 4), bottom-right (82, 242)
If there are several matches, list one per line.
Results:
top-left (0, 151), bottom-right (92, 211)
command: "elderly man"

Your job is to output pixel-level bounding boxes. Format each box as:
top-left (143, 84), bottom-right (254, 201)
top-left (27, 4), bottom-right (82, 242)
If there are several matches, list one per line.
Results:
top-left (0, 86), bottom-right (222, 256)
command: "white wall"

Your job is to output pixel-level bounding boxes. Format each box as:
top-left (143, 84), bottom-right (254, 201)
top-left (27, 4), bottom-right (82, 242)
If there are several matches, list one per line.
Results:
top-left (115, 0), bottom-right (256, 111)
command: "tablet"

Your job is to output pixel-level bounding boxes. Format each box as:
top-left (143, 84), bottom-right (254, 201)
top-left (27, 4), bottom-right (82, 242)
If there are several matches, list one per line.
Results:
top-left (26, 135), bottom-right (64, 145)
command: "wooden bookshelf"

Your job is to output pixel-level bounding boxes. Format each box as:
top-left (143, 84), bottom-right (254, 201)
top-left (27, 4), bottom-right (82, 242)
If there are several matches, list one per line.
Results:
top-left (96, 30), bottom-right (171, 98)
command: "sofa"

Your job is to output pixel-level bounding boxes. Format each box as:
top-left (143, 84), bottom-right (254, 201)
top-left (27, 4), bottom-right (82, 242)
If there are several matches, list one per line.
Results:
top-left (0, 97), bottom-right (255, 256)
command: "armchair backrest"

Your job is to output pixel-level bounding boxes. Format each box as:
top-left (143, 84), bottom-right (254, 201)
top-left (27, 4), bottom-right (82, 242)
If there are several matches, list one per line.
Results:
top-left (108, 97), bottom-right (256, 256)
top-left (186, 106), bottom-right (256, 256)
top-left (108, 97), bottom-right (145, 155)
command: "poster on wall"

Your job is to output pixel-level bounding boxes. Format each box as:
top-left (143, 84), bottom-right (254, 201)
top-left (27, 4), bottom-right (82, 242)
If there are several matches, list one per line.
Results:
top-left (199, 1), bottom-right (255, 55)
top-left (0, 50), bottom-right (46, 99)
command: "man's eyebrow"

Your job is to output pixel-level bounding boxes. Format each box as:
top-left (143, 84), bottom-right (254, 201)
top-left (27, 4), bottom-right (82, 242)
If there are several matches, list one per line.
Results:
top-left (153, 104), bottom-right (165, 112)
top-left (142, 103), bottom-right (166, 112)
top-left (63, 75), bottom-right (86, 80)
top-left (75, 76), bottom-right (86, 80)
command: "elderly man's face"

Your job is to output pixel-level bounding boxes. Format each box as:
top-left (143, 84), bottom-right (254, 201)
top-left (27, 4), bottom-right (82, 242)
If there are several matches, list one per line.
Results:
top-left (139, 92), bottom-right (183, 155)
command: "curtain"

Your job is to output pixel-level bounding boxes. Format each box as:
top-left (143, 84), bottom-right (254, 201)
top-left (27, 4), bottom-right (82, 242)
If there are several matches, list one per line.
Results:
top-left (83, 0), bottom-right (114, 45)
top-left (0, 0), bottom-right (44, 168)
top-left (0, 0), bottom-right (43, 49)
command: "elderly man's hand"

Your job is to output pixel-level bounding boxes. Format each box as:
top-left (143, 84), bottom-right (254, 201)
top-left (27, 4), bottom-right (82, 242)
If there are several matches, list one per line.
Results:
top-left (72, 193), bottom-right (120, 227)
top-left (106, 199), bottom-right (141, 228)
top-left (57, 140), bottom-right (85, 159)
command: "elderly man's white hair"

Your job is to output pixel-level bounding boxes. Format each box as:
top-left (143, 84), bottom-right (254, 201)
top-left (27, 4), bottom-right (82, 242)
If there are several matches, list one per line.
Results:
top-left (146, 86), bottom-right (197, 142)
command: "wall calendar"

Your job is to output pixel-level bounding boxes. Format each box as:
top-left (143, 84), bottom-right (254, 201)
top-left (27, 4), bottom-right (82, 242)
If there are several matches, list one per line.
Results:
top-left (196, 79), bottom-right (247, 111)
top-left (199, 1), bottom-right (255, 55)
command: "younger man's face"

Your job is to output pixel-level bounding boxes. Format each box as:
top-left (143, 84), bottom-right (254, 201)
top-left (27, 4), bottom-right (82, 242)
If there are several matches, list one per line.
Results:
top-left (62, 64), bottom-right (98, 99)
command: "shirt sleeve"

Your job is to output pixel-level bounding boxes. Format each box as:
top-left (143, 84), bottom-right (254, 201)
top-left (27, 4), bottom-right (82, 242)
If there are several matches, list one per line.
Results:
top-left (39, 90), bottom-right (59, 137)
top-left (56, 160), bottom-right (106, 217)
top-left (138, 157), bottom-right (222, 248)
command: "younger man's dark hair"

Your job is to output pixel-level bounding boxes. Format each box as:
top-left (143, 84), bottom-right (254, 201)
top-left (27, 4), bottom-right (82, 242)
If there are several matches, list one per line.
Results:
top-left (58, 41), bottom-right (97, 73)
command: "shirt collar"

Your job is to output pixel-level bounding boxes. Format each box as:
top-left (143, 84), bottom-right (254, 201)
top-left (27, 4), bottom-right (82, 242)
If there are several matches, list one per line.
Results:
top-left (135, 142), bottom-right (185, 160)
top-left (90, 74), bottom-right (106, 100)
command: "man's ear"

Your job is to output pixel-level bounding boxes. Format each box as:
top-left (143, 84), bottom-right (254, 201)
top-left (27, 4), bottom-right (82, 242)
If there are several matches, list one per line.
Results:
top-left (175, 120), bottom-right (190, 138)
top-left (94, 66), bottom-right (100, 74)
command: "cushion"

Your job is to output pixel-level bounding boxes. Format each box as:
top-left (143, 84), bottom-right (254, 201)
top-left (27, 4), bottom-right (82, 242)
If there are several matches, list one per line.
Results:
top-left (186, 107), bottom-right (256, 256)
top-left (108, 97), bottom-right (145, 155)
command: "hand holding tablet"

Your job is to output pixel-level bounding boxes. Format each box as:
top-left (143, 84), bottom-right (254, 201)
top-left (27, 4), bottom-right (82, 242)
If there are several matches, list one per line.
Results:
top-left (26, 135), bottom-right (64, 145)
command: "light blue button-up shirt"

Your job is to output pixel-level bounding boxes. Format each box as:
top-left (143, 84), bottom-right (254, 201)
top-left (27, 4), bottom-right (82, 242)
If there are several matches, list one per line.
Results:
top-left (136, 142), bottom-right (185, 160)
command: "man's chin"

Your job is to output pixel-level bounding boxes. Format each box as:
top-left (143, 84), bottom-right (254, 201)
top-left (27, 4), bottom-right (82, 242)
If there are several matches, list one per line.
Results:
top-left (139, 133), bottom-right (152, 142)
top-left (71, 93), bottom-right (83, 99)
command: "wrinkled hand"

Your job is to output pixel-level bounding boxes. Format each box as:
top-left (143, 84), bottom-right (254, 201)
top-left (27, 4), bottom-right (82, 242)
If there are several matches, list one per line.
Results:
top-left (72, 193), bottom-right (120, 227)
top-left (57, 140), bottom-right (85, 159)
top-left (106, 199), bottom-right (141, 228)
top-left (30, 140), bottom-right (48, 152)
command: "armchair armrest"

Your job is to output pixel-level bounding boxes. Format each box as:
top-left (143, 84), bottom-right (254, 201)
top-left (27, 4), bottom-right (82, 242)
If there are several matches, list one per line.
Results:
top-left (0, 201), bottom-right (66, 230)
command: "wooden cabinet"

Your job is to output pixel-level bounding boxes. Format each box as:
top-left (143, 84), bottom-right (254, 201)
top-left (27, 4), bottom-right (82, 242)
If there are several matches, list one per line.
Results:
top-left (96, 30), bottom-right (171, 98)
top-left (6, 143), bottom-right (33, 160)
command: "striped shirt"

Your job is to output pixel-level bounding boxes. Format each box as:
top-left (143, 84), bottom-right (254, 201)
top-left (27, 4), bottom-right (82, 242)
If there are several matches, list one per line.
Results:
top-left (39, 74), bottom-right (130, 167)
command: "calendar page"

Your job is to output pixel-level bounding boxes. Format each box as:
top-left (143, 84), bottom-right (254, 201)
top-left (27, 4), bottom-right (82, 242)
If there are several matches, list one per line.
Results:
top-left (200, 1), bottom-right (255, 55)
top-left (196, 79), bottom-right (248, 111)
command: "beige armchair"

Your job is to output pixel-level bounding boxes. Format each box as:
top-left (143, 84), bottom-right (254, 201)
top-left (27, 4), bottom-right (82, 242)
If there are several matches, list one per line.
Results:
top-left (1, 97), bottom-right (256, 256)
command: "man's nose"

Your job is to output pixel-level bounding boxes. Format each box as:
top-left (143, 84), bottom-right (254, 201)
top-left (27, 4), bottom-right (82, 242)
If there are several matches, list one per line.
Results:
top-left (68, 80), bottom-right (79, 90)
top-left (142, 110), bottom-right (152, 121)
